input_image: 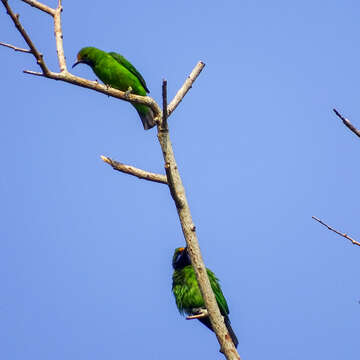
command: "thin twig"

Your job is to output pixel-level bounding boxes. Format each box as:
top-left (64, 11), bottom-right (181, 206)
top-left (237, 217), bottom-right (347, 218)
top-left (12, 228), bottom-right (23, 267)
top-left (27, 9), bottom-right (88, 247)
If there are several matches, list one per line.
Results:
top-left (0, 41), bottom-right (31, 53)
top-left (312, 216), bottom-right (360, 247)
top-left (23, 70), bottom-right (44, 76)
top-left (333, 108), bottom-right (360, 138)
top-left (1, 0), bottom-right (50, 75)
top-left (101, 156), bottom-right (167, 184)
top-left (167, 61), bottom-right (205, 117)
top-left (21, 0), bottom-right (55, 15)
top-left (161, 79), bottom-right (168, 130)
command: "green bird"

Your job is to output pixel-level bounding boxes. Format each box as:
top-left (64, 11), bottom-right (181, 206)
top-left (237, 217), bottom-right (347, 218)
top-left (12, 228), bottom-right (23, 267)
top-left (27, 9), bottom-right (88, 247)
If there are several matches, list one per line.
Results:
top-left (72, 47), bottom-right (155, 130)
top-left (172, 247), bottom-right (238, 348)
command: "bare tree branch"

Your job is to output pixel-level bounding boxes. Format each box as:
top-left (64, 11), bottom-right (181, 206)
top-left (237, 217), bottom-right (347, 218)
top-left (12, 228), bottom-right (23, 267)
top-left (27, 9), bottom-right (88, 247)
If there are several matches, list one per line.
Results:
top-left (2, 2), bottom-right (240, 358)
top-left (312, 216), bottom-right (360, 247)
top-left (2, 0), bottom-right (50, 75)
top-left (157, 78), bottom-right (240, 357)
top-left (21, 0), bottom-right (70, 72)
top-left (0, 41), bottom-right (30, 52)
top-left (167, 61), bottom-right (205, 117)
top-left (29, 70), bottom-right (162, 116)
top-left (53, 0), bottom-right (66, 72)
top-left (333, 108), bottom-right (360, 138)
top-left (164, 162), bottom-right (183, 209)
top-left (22, 0), bottom-right (55, 15)
top-left (100, 156), bottom-right (167, 184)
top-left (23, 69), bottom-right (44, 76)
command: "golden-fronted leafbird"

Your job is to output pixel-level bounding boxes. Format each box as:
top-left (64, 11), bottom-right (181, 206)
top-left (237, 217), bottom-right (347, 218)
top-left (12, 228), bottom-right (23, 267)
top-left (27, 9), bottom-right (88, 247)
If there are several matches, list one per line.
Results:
top-left (172, 247), bottom-right (239, 348)
top-left (73, 47), bottom-right (155, 130)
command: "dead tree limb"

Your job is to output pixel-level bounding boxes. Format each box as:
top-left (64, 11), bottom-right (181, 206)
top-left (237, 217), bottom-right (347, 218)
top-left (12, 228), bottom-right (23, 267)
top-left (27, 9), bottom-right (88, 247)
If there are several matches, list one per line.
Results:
top-left (1, 1), bottom-right (240, 358)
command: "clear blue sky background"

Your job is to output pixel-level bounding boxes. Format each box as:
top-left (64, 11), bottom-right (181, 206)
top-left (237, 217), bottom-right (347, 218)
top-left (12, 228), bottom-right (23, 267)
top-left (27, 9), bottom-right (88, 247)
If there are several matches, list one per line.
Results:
top-left (1, 0), bottom-right (360, 359)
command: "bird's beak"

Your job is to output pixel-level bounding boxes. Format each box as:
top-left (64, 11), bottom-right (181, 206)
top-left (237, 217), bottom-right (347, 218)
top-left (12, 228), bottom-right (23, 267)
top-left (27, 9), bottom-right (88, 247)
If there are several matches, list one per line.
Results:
top-left (72, 60), bottom-right (83, 69)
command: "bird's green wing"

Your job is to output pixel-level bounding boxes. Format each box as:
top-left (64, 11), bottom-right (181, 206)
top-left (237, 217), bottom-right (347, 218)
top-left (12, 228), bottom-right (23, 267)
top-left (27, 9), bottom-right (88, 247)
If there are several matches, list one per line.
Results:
top-left (207, 269), bottom-right (230, 315)
top-left (108, 52), bottom-right (150, 93)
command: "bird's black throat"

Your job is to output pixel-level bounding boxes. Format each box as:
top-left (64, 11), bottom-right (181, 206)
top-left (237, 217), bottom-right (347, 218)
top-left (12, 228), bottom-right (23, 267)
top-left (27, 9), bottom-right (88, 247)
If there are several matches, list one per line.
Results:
top-left (173, 248), bottom-right (191, 270)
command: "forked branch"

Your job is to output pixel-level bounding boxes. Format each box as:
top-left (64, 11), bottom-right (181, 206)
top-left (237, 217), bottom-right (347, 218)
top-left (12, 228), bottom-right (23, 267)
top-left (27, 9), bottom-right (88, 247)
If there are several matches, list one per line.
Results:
top-left (1, 0), bottom-right (161, 119)
top-left (1, 0), bottom-right (50, 74)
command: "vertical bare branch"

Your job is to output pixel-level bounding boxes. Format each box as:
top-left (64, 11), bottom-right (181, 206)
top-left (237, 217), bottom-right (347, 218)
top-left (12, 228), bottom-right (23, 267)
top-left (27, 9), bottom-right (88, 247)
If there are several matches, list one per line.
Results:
top-left (21, 0), bottom-right (67, 72)
top-left (54, 0), bottom-right (67, 72)
top-left (161, 79), bottom-right (168, 130)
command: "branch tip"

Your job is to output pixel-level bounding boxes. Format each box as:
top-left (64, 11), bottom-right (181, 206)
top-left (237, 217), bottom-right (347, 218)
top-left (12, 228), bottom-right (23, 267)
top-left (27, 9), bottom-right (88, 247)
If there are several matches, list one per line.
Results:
top-left (100, 155), bottom-right (111, 164)
top-left (333, 108), bottom-right (360, 138)
top-left (167, 61), bottom-right (205, 116)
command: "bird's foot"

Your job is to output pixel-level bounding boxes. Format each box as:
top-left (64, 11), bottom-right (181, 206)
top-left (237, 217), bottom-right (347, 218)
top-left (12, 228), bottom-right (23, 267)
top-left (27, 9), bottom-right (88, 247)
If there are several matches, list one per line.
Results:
top-left (186, 309), bottom-right (208, 320)
top-left (125, 86), bottom-right (133, 98)
top-left (104, 83), bottom-right (111, 97)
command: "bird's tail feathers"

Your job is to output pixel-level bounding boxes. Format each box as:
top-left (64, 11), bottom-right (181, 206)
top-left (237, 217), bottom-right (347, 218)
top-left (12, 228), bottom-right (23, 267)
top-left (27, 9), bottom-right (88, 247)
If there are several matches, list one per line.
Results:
top-left (224, 317), bottom-right (239, 348)
top-left (198, 317), bottom-right (213, 331)
top-left (136, 106), bottom-right (156, 130)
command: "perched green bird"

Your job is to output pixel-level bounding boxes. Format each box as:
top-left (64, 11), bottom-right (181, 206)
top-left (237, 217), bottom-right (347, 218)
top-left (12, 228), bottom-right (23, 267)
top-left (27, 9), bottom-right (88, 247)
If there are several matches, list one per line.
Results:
top-left (72, 47), bottom-right (155, 130)
top-left (172, 247), bottom-right (238, 348)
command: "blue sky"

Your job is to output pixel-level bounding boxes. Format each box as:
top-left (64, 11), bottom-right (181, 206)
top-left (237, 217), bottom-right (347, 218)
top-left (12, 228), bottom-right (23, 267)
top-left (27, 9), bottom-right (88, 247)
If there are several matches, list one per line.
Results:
top-left (1, 0), bottom-right (360, 359)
